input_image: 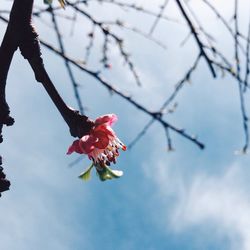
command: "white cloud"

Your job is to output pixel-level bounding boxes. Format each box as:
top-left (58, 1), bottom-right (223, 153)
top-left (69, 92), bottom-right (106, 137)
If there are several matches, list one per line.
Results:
top-left (144, 160), bottom-right (250, 250)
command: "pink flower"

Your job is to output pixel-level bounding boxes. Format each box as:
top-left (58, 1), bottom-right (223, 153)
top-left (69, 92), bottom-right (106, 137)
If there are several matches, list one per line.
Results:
top-left (67, 114), bottom-right (126, 174)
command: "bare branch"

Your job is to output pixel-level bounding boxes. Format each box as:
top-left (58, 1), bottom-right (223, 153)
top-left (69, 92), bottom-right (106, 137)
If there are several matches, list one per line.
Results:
top-left (244, 12), bottom-right (250, 91)
top-left (165, 127), bottom-right (174, 151)
top-left (103, 20), bottom-right (167, 50)
top-left (65, 1), bottom-right (142, 86)
top-left (84, 24), bottom-right (95, 64)
top-left (39, 39), bottom-right (205, 149)
top-left (128, 54), bottom-right (202, 149)
top-left (202, 0), bottom-right (246, 54)
top-left (128, 119), bottom-right (154, 149)
top-left (78, 0), bottom-right (179, 23)
top-left (234, 0), bottom-right (249, 153)
top-left (149, 0), bottom-right (169, 35)
top-left (175, 0), bottom-right (216, 77)
top-left (49, 6), bottom-right (85, 114)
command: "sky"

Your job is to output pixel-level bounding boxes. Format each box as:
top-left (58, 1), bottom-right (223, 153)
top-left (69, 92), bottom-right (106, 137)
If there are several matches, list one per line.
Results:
top-left (0, 0), bottom-right (250, 250)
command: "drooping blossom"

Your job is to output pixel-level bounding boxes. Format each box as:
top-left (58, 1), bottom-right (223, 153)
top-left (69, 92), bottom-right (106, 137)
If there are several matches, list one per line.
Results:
top-left (67, 114), bottom-right (126, 181)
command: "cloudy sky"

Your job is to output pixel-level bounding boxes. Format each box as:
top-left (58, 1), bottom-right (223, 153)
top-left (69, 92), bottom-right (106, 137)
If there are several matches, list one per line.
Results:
top-left (1, 0), bottom-right (250, 249)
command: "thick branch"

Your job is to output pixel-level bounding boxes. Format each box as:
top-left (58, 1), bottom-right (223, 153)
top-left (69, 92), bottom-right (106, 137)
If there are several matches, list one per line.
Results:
top-left (0, 0), bottom-right (93, 139)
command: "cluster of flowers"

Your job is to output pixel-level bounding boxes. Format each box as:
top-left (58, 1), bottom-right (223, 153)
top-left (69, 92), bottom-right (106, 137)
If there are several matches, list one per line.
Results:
top-left (67, 114), bottom-right (126, 181)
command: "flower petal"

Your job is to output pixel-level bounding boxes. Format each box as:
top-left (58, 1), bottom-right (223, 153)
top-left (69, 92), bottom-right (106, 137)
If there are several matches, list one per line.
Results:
top-left (67, 140), bottom-right (83, 154)
top-left (95, 114), bottom-right (118, 126)
top-left (92, 130), bottom-right (110, 149)
top-left (94, 124), bottom-right (116, 137)
top-left (79, 135), bottom-right (97, 154)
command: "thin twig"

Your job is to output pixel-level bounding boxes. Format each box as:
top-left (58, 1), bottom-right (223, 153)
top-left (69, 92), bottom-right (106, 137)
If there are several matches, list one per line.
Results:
top-left (202, 0), bottom-right (246, 54)
top-left (165, 127), bottom-right (174, 151)
top-left (244, 11), bottom-right (250, 91)
top-left (234, 0), bottom-right (249, 153)
top-left (128, 119), bottom-right (154, 149)
top-left (103, 20), bottom-right (167, 50)
top-left (84, 24), bottom-right (95, 64)
top-left (128, 54), bottom-right (201, 149)
top-left (160, 54), bottom-right (201, 111)
top-left (77, 0), bottom-right (179, 23)
top-left (49, 6), bottom-right (84, 114)
top-left (66, 1), bottom-right (142, 86)
top-left (149, 0), bottom-right (169, 35)
top-left (175, 0), bottom-right (216, 78)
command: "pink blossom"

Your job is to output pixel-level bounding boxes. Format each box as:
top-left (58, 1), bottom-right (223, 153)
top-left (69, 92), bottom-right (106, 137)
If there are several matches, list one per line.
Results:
top-left (67, 114), bottom-right (126, 169)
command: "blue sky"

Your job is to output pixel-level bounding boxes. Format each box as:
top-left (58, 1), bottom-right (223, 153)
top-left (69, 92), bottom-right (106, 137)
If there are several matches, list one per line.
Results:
top-left (0, 0), bottom-right (250, 249)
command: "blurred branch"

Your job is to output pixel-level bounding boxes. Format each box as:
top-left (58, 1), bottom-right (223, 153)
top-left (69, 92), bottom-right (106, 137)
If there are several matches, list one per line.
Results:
top-left (49, 6), bottom-right (85, 114)
top-left (79, 0), bottom-right (179, 23)
top-left (160, 54), bottom-right (201, 111)
top-left (244, 13), bottom-right (250, 91)
top-left (149, 0), bottom-right (169, 35)
top-left (66, 0), bottom-right (142, 86)
top-left (234, 0), bottom-right (249, 153)
top-left (202, 0), bottom-right (247, 43)
top-left (103, 20), bottom-right (167, 50)
top-left (184, 1), bottom-right (215, 49)
top-left (165, 127), bottom-right (174, 151)
top-left (83, 25), bottom-right (95, 64)
top-left (128, 118), bottom-right (155, 149)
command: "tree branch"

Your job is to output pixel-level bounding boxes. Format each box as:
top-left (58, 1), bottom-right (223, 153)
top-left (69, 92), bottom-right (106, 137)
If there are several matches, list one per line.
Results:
top-left (0, 0), bottom-right (94, 141)
top-left (49, 6), bottom-right (85, 114)
top-left (175, 0), bottom-right (216, 78)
